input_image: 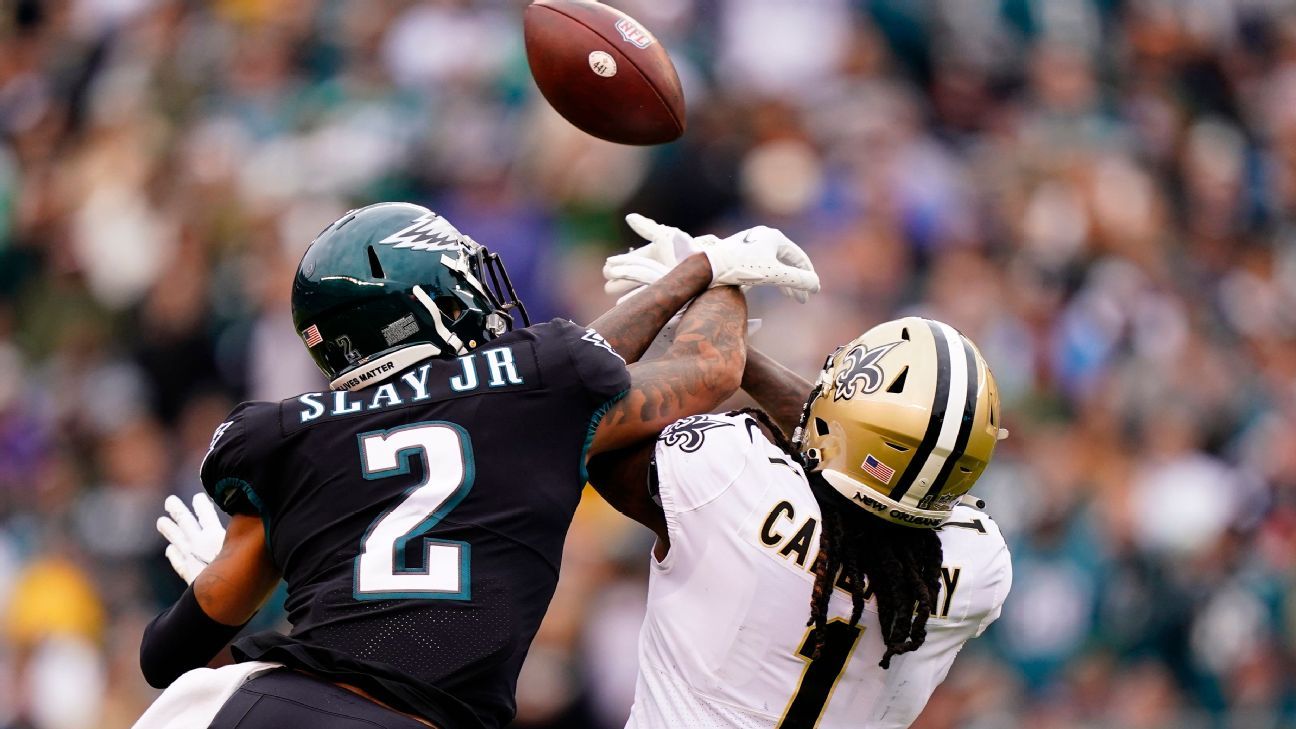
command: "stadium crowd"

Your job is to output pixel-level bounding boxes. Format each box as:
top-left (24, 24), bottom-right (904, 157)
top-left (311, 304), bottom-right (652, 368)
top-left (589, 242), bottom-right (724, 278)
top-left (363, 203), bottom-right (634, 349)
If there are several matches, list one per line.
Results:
top-left (3, 0), bottom-right (1296, 727)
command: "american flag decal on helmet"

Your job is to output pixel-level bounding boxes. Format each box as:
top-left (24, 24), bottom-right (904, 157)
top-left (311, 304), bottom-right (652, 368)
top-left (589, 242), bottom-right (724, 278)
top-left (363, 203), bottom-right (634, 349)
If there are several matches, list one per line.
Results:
top-left (862, 454), bottom-right (895, 484)
top-left (303, 324), bottom-right (323, 348)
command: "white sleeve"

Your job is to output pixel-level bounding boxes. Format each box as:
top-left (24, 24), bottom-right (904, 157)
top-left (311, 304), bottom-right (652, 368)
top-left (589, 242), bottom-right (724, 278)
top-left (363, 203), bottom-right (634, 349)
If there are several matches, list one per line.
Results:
top-left (867, 518), bottom-right (1013, 728)
top-left (651, 413), bottom-right (756, 563)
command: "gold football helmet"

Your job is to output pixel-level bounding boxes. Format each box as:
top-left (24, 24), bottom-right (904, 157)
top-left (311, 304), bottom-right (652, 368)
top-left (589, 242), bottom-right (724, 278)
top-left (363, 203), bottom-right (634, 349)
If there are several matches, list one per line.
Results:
top-left (796, 317), bottom-right (1003, 528)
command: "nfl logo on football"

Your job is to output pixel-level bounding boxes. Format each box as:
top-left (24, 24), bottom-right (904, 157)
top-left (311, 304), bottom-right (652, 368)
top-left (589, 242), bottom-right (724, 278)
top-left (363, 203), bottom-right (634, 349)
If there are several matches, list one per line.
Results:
top-left (616, 17), bottom-right (654, 49)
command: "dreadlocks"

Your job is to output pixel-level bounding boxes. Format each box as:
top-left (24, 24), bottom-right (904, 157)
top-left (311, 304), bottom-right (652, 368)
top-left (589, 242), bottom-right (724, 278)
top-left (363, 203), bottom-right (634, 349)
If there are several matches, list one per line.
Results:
top-left (733, 407), bottom-right (945, 669)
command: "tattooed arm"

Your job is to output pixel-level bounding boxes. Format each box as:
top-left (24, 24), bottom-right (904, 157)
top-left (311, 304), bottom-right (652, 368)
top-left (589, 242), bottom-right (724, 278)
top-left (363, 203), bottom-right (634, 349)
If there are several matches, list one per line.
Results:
top-left (584, 285), bottom-right (747, 548)
top-left (741, 348), bottom-right (814, 434)
top-left (586, 253), bottom-right (713, 365)
top-left (588, 285), bottom-right (747, 457)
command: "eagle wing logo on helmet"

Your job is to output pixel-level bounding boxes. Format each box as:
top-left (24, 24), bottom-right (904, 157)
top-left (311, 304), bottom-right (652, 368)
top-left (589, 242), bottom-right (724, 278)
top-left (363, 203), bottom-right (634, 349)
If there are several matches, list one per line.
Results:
top-left (833, 341), bottom-right (902, 401)
top-left (377, 212), bottom-right (464, 252)
top-left (660, 415), bottom-right (734, 453)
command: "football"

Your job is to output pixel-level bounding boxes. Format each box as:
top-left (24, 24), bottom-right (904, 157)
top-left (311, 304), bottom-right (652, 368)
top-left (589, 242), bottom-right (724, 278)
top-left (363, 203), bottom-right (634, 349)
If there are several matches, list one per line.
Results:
top-left (524, 0), bottom-right (686, 145)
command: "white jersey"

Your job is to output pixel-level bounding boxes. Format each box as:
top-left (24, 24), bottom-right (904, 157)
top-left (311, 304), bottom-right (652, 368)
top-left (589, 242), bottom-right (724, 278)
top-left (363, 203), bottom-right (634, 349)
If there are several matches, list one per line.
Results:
top-left (627, 413), bottom-right (1012, 729)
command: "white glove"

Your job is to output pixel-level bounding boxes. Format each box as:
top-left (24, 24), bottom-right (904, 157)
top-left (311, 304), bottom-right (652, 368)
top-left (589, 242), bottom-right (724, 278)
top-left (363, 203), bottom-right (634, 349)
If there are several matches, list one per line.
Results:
top-left (604, 215), bottom-right (820, 303)
top-left (156, 493), bottom-right (226, 584)
top-left (603, 214), bottom-right (718, 298)
top-left (704, 226), bottom-right (819, 303)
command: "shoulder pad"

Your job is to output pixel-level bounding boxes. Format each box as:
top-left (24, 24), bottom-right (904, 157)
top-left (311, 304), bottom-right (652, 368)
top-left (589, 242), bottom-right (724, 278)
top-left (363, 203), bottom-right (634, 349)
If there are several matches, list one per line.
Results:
top-left (545, 318), bottom-right (630, 404)
top-left (653, 413), bottom-right (763, 513)
top-left (200, 401), bottom-right (278, 517)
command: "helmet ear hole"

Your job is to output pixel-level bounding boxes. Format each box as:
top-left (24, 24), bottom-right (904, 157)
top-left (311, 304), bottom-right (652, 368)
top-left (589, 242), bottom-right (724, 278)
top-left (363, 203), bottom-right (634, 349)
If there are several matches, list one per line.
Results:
top-left (435, 296), bottom-right (464, 322)
top-left (814, 417), bottom-right (831, 436)
top-left (366, 246), bottom-right (385, 279)
top-left (901, 327), bottom-right (911, 341)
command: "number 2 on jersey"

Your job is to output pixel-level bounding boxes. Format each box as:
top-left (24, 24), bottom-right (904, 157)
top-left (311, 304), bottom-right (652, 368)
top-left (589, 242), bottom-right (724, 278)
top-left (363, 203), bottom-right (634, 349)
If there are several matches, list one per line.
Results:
top-left (779, 620), bottom-right (864, 729)
top-left (354, 422), bottom-right (474, 600)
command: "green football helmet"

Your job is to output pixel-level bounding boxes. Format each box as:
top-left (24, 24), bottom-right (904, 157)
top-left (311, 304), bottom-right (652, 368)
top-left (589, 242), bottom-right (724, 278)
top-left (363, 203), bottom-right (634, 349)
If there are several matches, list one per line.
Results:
top-left (291, 202), bottom-right (530, 391)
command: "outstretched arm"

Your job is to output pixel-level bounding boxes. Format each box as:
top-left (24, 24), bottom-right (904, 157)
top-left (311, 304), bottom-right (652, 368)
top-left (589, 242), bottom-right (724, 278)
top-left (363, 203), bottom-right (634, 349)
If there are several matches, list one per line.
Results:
top-left (587, 342), bottom-right (810, 551)
top-left (741, 348), bottom-right (814, 434)
top-left (590, 219), bottom-right (819, 365)
top-left (584, 285), bottom-right (747, 551)
top-left (587, 253), bottom-right (712, 365)
top-left (588, 285), bottom-right (747, 457)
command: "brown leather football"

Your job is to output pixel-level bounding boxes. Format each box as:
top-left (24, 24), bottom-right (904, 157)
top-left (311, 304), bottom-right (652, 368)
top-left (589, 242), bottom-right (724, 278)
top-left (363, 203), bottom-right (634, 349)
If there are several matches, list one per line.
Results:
top-left (524, 1), bottom-right (686, 145)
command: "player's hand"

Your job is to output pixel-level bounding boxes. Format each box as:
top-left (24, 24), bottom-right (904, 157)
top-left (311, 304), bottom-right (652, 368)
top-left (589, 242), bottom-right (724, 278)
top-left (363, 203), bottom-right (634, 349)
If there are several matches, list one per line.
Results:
top-left (703, 226), bottom-right (819, 303)
top-left (603, 213), bottom-right (718, 298)
top-left (157, 493), bottom-right (226, 584)
top-left (604, 216), bottom-right (819, 303)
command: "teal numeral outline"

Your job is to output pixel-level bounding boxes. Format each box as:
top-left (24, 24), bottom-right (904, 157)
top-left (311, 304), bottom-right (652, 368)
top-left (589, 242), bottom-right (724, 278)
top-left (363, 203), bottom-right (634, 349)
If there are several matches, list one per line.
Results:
top-left (353, 421), bottom-right (475, 601)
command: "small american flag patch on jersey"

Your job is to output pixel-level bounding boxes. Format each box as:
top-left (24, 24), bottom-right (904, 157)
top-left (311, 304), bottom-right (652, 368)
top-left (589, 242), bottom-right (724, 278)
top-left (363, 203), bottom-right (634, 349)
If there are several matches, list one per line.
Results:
top-left (862, 454), bottom-right (895, 484)
top-left (303, 324), bottom-right (323, 348)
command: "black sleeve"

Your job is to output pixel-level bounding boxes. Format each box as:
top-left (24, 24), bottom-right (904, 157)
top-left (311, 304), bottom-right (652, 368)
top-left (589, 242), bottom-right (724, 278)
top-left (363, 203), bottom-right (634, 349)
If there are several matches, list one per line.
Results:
top-left (549, 319), bottom-right (632, 405)
top-left (200, 401), bottom-right (276, 517)
top-left (139, 586), bottom-right (249, 688)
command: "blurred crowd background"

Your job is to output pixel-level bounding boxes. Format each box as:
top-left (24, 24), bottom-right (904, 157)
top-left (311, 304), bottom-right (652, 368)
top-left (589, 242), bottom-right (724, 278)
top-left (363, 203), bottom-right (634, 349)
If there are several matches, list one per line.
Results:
top-left (3, 0), bottom-right (1296, 727)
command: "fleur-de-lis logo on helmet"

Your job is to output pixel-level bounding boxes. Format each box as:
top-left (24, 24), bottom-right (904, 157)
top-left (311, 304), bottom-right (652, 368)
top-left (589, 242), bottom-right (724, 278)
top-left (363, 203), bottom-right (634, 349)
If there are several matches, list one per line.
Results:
top-left (832, 341), bottom-right (902, 401)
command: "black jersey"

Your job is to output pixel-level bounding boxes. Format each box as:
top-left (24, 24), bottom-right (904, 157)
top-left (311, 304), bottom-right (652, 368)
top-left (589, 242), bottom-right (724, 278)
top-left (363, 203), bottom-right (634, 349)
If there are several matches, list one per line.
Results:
top-left (199, 319), bottom-right (629, 729)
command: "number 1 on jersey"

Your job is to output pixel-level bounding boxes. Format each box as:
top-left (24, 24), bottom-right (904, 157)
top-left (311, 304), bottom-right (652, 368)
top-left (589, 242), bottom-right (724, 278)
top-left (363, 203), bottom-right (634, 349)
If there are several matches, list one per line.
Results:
top-left (779, 620), bottom-right (864, 729)
top-left (355, 422), bottom-right (474, 600)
